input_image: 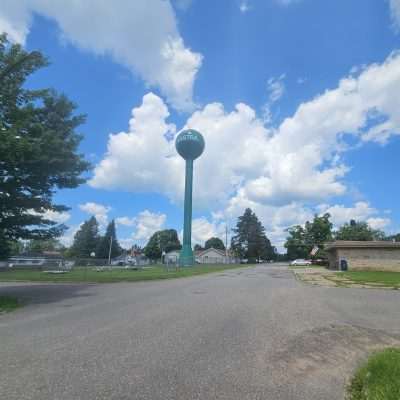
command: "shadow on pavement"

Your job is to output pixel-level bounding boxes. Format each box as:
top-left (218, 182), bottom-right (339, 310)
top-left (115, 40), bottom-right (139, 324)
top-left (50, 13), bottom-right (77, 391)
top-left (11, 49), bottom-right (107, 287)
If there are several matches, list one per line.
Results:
top-left (0, 283), bottom-right (94, 307)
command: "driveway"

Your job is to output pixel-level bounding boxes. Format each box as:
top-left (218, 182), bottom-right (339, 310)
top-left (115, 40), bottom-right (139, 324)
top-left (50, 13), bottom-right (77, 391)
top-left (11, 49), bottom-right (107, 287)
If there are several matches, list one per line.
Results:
top-left (0, 264), bottom-right (399, 400)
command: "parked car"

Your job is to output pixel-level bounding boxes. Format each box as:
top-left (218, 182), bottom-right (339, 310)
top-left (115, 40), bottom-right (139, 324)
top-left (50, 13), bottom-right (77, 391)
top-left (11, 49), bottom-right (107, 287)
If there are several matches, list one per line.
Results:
top-left (289, 259), bottom-right (312, 266)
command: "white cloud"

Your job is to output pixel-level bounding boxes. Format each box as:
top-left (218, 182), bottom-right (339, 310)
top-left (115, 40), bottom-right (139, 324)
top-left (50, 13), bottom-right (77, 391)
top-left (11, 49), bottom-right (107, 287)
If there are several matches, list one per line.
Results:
top-left (133, 210), bottom-right (166, 240)
top-left (115, 216), bottom-right (136, 227)
top-left (192, 217), bottom-right (226, 245)
top-left (0, 0), bottom-right (202, 110)
top-left (389, 0), bottom-right (400, 31)
top-left (28, 209), bottom-right (71, 224)
top-left (318, 201), bottom-right (391, 230)
top-left (267, 74), bottom-right (286, 104)
top-left (42, 210), bottom-right (71, 224)
top-left (367, 217), bottom-right (391, 230)
top-left (262, 74), bottom-right (286, 123)
top-left (79, 202), bottom-right (110, 227)
top-left (89, 93), bottom-right (181, 199)
top-left (90, 53), bottom-right (400, 250)
top-left (91, 52), bottom-right (400, 209)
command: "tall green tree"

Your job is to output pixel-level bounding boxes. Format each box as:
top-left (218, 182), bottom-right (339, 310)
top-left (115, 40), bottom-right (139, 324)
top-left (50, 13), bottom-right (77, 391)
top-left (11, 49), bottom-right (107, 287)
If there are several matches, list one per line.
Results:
top-left (69, 217), bottom-right (100, 257)
top-left (144, 229), bottom-right (181, 260)
top-left (231, 208), bottom-right (275, 262)
top-left (96, 220), bottom-right (122, 259)
top-left (284, 213), bottom-right (333, 260)
top-left (0, 34), bottom-right (90, 258)
top-left (204, 237), bottom-right (225, 250)
top-left (335, 220), bottom-right (385, 241)
top-left (284, 225), bottom-right (308, 260)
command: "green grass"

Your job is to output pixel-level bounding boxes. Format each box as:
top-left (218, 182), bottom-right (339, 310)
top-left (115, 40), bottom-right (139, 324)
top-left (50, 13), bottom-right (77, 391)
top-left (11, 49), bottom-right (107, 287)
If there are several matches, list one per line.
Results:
top-left (0, 264), bottom-right (247, 283)
top-left (347, 348), bottom-right (400, 400)
top-left (0, 296), bottom-right (20, 312)
top-left (337, 271), bottom-right (400, 288)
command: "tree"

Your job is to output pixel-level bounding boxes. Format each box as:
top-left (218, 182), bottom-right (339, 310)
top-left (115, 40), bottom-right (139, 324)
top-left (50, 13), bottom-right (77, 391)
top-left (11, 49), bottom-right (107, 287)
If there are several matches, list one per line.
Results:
top-left (284, 225), bottom-right (308, 260)
top-left (335, 220), bottom-right (385, 241)
top-left (385, 233), bottom-right (400, 242)
top-left (204, 237), bottom-right (225, 250)
top-left (284, 213), bottom-right (333, 260)
top-left (96, 220), bottom-right (122, 259)
top-left (0, 34), bottom-right (90, 258)
top-left (231, 208), bottom-right (275, 262)
top-left (144, 229), bottom-right (181, 260)
top-left (194, 244), bottom-right (203, 251)
top-left (69, 217), bottom-right (100, 257)
top-left (26, 238), bottom-right (64, 254)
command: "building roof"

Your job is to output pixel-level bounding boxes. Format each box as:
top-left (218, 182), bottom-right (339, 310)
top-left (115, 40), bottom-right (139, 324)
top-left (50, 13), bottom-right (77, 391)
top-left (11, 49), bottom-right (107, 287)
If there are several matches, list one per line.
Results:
top-left (325, 241), bottom-right (400, 251)
top-left (197, 247), bottom-right (226, 257)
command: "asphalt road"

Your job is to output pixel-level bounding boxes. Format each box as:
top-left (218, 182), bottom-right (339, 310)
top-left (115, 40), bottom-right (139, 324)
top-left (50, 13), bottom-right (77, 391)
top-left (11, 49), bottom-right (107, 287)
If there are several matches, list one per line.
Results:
top-left (1, 264), bottom-right (399, 400)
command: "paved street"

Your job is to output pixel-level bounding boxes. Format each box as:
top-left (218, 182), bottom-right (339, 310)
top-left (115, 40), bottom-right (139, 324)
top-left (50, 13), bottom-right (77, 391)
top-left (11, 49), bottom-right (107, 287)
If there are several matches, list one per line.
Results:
top-left (1, 264), bottom-right (399, 400)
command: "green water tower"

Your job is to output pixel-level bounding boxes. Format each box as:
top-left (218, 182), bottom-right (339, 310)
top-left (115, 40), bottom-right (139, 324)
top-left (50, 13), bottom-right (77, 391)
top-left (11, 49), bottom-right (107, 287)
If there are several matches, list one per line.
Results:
top-left (175, 129), bottom-right (205, 266)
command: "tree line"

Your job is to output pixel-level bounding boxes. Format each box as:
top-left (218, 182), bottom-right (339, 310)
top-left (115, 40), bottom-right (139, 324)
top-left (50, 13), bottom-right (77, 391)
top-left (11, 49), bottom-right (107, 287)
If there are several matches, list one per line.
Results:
top-left (284, 213), bottom-right (391, 260)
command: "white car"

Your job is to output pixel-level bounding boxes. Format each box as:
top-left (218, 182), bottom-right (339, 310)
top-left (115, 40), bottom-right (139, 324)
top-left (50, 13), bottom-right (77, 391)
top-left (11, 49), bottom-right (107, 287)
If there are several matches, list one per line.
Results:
top-left (290, 259), bottom-right (312, 266)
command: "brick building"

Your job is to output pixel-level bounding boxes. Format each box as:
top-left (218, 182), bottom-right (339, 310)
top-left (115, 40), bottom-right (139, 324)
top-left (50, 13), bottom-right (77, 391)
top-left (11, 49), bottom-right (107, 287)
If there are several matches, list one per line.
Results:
top-left (325, 241), bottom-right (400, 272)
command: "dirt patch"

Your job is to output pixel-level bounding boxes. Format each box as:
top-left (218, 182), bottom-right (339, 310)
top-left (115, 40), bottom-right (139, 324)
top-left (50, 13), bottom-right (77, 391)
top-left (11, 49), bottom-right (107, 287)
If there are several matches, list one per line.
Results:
top-left (270, 324), bottom-right (400, 380)
top-left (292, 268), bottom-right (339, 287)
top-left (292, 268), bottom-right (399, 289)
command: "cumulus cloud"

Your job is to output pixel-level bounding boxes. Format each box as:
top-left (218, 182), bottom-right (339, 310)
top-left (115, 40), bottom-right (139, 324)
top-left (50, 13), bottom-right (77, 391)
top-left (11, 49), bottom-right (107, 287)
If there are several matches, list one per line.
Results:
top-left (132, 210), bottom-right (166, 240)
top-left (89, 53), bottom-right (400, 250)
top-left (0, 0), bottom-right (202, 110)
top-left (115, 217), bottom-right (136, 227)
top-left (192, 217), bottom-right (226, 245)
top-left (318, 202), bottom-right (391, 230)
top-left (79, 202), bottom-right (110, 227)
top-left (29, 209), bottom-right (71, 224)
top-left (91, 52), bottom-right (400, 212)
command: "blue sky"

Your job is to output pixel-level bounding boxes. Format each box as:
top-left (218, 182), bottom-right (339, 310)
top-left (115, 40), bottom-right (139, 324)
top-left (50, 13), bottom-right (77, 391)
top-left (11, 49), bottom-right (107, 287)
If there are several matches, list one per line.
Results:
top-left (1, 0), bottom-right (400, 250)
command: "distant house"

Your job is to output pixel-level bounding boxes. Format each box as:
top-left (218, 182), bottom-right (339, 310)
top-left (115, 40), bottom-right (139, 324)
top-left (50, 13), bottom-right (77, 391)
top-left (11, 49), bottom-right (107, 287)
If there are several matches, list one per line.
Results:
top-left (164, 250), bottom-right (180, 264)
top-left (195, 247), bottom-right (230, 264)
top-left (325, 241), bottom-right (400, 272)
top-left (7, 252), bottom-right (64, 269)
top-left (164, 247), bottom-right (239, 265)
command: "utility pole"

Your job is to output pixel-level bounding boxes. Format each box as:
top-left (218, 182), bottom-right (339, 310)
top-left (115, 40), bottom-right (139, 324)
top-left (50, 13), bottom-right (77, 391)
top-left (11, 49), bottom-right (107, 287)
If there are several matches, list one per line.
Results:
top-left (108, 235), bottom-right (113, 265)
top-left (225, 224), bottom-right (228, 264)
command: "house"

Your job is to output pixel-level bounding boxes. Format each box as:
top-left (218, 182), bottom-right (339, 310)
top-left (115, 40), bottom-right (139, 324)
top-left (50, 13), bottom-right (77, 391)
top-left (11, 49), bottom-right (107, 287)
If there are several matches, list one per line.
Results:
top-left (195, 247), bottom-right (229, 264)
top-left (164, 250), bottom-right (180, 264)
top-left (164, 247), bottom-right (239, 265)
top-left (7, 253), bottom-right (64, 269)
top-left (325, 241), bottom-right (400, 272)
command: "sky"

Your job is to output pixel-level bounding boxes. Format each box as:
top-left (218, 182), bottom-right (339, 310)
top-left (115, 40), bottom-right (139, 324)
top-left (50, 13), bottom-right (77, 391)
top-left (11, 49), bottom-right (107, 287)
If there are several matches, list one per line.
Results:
top-left (1, 0), bottom-right (400, 251)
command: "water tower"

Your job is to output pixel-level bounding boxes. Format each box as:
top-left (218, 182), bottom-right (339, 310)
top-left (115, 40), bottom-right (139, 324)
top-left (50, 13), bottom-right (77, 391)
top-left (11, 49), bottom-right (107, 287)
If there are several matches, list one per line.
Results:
top-left (175, 129), bottom-right (205, 266)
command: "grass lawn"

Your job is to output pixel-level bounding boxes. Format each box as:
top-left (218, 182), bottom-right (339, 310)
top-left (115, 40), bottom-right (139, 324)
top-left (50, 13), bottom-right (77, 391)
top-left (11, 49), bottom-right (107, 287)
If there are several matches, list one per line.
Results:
top-left (347, 348), bottom-right (400, 400)
top-left (336, 271), bottom-right (400, 288)
top-left (0, 264), bottom-right (247, 283)
top-left (0, 296), bottom-right (20, 312)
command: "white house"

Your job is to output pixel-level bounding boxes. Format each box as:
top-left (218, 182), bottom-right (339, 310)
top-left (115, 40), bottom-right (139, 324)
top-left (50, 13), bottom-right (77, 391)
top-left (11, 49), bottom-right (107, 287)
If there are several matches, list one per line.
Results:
top-left (164, 250), bottom-right (180, 263)
top-left (195, 248), bottom-right (228, 264)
